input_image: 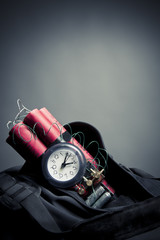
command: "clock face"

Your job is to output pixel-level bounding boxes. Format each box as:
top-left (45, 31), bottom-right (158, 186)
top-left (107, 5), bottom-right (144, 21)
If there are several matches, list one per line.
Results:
top-left (47, 148), bottom-right (80, 181)
top-left (42, 142), bottom-right (86, 188)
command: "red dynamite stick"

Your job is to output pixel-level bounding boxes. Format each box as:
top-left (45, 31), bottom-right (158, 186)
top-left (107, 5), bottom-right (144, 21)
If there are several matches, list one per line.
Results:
top-left (40, 108), bottom-right (66, 135)
top-left (40, 108), bottom-right (96, 164)
top-left (23, 109), bottom-right (64, 147)
top-left (8, 122), bottom-right (47, 161)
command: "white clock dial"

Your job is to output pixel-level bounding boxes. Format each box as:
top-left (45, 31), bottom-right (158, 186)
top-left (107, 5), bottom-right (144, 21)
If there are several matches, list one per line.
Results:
top-left (47, 150), bottom-right (80, 181)
top-left (42, 142), bottom-right (86, 188)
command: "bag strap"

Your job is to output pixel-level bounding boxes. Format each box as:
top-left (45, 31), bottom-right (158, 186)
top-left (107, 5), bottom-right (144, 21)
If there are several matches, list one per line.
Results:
top-left (0, 172), bottom-right (62, 234)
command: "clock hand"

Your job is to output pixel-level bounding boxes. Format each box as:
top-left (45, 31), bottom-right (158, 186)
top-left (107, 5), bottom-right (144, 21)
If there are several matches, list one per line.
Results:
top-left (63, 162), bottom-right (74, 166)
top-left (64, 152), bottom-right (69, 163)
top-left (61, 153), bottom-right (71, 169)
top-left (61, 161), bottom-right (74, 169)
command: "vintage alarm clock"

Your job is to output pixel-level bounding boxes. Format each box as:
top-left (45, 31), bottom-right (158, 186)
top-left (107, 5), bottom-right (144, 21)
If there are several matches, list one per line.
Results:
top-left (41, 142), bottom-right (87, 189)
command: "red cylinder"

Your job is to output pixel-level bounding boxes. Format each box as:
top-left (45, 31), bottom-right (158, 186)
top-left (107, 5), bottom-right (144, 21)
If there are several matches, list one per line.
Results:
top-left (23, 109), bottom-right (64, 147)
top-left (40, 107), bottom-right (66, 134)
top-left (8, 122), bottom-right (47, 161)
top-left (40, 108), bottom-right (100, 167)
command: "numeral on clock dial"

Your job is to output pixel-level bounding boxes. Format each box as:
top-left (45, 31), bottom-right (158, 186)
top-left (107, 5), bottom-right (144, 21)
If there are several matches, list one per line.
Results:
top-left (51, 165), bottom-right (57, 169)
top-left (59, 173), bottom-right (63, 179)
top-left (54, 154), bottom-right (59, 159)
top-left (53, 170), bottom-right (57, 174)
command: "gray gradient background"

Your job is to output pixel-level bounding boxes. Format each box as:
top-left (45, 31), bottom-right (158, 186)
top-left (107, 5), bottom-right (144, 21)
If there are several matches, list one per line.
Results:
top-left (0, 1), bottom-right (160, 239)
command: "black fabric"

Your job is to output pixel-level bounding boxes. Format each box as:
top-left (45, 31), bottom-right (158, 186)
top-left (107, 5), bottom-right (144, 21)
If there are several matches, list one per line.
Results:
top-left (1, 121), bottom-right (160, 239)
top-left (0, 172), bottom-right (62, 233)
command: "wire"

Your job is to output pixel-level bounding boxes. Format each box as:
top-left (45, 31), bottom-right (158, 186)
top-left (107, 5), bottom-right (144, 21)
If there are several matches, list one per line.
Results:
top-left (7, 99), bottom-right (31, 130)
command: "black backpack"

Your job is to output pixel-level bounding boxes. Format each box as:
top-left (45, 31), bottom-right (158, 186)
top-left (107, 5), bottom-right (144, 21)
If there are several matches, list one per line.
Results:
top-left (1, 122), bottom-right (160, 240)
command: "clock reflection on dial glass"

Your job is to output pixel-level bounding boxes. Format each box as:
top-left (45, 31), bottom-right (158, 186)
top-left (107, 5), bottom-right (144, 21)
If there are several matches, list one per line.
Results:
top-left (42, 143), bottom-right (86, 188)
